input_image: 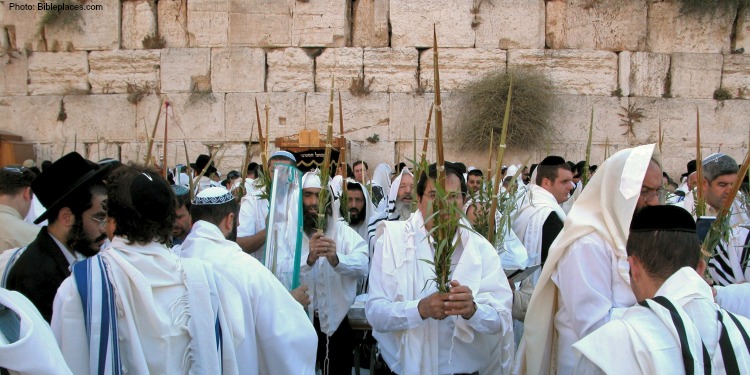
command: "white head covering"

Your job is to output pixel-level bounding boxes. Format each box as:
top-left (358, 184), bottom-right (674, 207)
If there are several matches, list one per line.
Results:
top-left (302, 170), bottom-right (322, 190)
top-left (371, 163), bottom-right (392, 196)
top-left (518, 143), bottom-right (659, 374)
top-left (387, 167), bottom-right (413, 215)
top-left (194, 186), bottom-right (235, 205)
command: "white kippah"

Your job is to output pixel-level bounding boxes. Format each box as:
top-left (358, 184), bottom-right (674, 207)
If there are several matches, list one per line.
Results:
top-left (302, 170), bottom-right (322, 189)
top-left (194, 186), bottom-right (234, 205)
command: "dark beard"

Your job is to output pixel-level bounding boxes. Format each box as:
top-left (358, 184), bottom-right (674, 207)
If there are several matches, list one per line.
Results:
top-left (67, 218), bottom-right (105, 257)
top-left (303, 209), bottom-right (318, 234)
top-left (349, 208), bottom-right (363, 225)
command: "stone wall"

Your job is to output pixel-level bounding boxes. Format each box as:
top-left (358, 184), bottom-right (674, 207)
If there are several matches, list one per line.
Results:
top-left (1, 0), bottom-right (750, 179)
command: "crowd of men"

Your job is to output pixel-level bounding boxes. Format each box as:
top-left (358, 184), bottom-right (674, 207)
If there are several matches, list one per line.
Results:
top-left (0, 142), bottom-right (749, 374)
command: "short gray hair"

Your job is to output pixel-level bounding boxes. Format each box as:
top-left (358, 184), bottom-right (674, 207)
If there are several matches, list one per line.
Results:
top-left (702, 153), bottom-right (738, 182)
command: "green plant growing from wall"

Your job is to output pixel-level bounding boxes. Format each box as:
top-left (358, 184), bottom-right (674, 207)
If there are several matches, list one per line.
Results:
top-left (37, 0), bottom-right (84, 35)
top-left (452, 69), bottom-right (555, 151)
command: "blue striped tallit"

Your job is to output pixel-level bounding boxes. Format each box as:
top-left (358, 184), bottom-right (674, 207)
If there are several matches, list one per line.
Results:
top-left (0, 247), bottom-right (26, 288)
top-left (72, 256), bottom-right (122, 375)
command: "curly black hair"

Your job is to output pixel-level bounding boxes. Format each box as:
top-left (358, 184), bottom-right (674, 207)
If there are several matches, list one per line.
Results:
top-left (107, 165), bottom-right (176, 245)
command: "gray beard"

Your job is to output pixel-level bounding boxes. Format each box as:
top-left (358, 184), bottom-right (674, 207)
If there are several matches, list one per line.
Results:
top-left (391, 201), bottom-right (413, 221)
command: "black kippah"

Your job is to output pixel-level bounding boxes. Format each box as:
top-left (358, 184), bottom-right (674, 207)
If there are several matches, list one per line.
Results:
top-left (540, 156), bottom-right (566, 166)
top-left (630, 205), bottom-right (696, 233)
top-left (130, 172), bottom-right (172, 223)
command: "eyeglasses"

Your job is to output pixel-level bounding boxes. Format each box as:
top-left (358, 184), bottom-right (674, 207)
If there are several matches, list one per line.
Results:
top-left (640, 187), bottom-right (666, 202)
top-left (88, 214), bottom-right (108, 230)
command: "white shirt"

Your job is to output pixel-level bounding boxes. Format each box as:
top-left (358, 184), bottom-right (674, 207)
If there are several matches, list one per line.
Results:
top-left (300, 221), bottom-right (369, 336)
top-left (175, 220), bottom-right (318, 375)
top-left (366, 212), bottom-right (514, 375)
top-left (237, 189), bottom-right (269, 261)
top-left (552, 232), bottom-right (636, 374)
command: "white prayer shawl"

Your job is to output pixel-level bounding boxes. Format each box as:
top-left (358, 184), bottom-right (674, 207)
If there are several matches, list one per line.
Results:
top-left (512, 184), bottom-right (567, 287)
top-left (237, 188), bottom-right (269, 261)
top-left (0, 247), bottom-right (25, 288)
top-left (366, 212), bottom-right (514, 375)
top-left (0, 289), bottom-right (72, 375)
top-left (708, 225), bottom-right (750, 287)
top-left (300, 221), bottom-right (369, 336)
top-left (52, 237), bottom-right (242, 375)
top-left (716, 283), bottom-right (750, 319)
top-left (462, 198), bottom-right (528, 271)
top-left (175, 221), bottom-right (318, 375)
top-left (372, 163), bottom-right (392, 205)
top-left (573, 268), bottom-right (750, 375)
top-left (517, 144), bottom-right (658, 375)
top-left (332, 179), bottom-right (376, 242)
top-left (560, 182), bottom-right (582, 214)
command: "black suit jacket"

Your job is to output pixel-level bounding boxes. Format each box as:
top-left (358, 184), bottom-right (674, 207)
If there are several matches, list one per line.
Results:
top-left (6, 226), bottom-right (72, 322)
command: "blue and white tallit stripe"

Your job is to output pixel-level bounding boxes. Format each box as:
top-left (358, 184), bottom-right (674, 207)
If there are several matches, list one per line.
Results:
top-left (72, 256), bottom-right (122, 375)
top-left (1, 246), bottom-right (26, 288)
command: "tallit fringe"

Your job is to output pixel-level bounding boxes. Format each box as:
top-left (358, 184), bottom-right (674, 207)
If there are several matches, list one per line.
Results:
top-left (169, 292), bottom-right (192, 374)
top-left (102, 257), bottom-right (126, 318)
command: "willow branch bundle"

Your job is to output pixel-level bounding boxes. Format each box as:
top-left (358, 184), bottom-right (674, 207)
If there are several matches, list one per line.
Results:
top-left (488, 74), bottom-right (513, 245)
top-left (317, 77), bottom-right (335, 234)
top-left (582, 108), bottom-right (594, 187)
top-left (696, 109), bottom-right (707, 217)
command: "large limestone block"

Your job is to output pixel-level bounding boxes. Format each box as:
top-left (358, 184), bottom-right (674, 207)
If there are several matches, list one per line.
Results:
top-left (419, 48), bottom-right (506, 92)
top-left (721, 54), bottom-right (750, 99)
top-left (137, 93), bottom-right (225, 140)
top-left (89, 50), bottom-right (160, 94)
top-left (160, 48), bottom-right (210, 93)
top-left (122, 0), bottom-right (157, 50)
top-left (390, 1), bottom-right (474, 48)
top-left (669, 53), bottom-right (722, 99)
top-left (315, 48), bottom-right (364, 92)
top-left (28, 52), bottom-right (89, 95)
top-left (735, 5), bottom-right (750, 53)
top-left (0, 52), bottom-right (27, 95)
top-left (304, 92), bottom-right (389, 141)
top-left (292, 0), bottom-right (348, 47)
top-left (158, 0), bottom-right (189, 48)
top-left (228, 0), bottom-right (292, 47)
top-left (42, 0), bottom-right (120, 51)
top-left (2, 3), bottom-right (44, 51)
top-left (348, 139), bottom-right (396, 172)
top-left (387, 92), bottom-right (462, 141)
top-left (545, 0), bottom-right (647, 51)
top-left (225, 92), bottom-right (306, 141)
top-left (628, 52), bottom-right (670, 98)
top-left (508, 49), bottom-right (618, 96)
top-left (352, 0), bottom-right (388, 47)
top-left (545, 95), bottom-right (626, 150)
top-left (211, 47), bottom-right (265, 93)
top-left (266, 48), bottom-right (314, 92)
top-left (647, 2), bottom-right (734, 54)
top-left (62, 94), bottom-right (136, 141)
top-left (0, 96), bottom-right (61, 141)
top-left (187, 0), bottom-right (228, 47)
top-left (475, 0), bottom-right (545, 49)
top-left (618, 51), bottom-right (631, 97)
top-left (363, 48), bottom-right (418, 93)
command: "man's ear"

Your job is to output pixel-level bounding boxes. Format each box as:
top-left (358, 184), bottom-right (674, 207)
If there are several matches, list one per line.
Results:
top-left (221, 213), bottom-right (235, 237)
top-left (628, 256), bottom-right (641, 282)
top-left (696, 258), bottom-right (707, 277)
top-left (540, 177), bottom-right (551, 189)
top-left (22, 186), bottom-right (33, 202)
top-left (59, 207), bottom-right (75, 228)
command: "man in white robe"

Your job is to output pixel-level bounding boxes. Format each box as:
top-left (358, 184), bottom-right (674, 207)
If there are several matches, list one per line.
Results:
top-left (300, 171), bottom-right (369, 375)
top-left (175, 187), bottom-right (318, 375)
top-left (516, 144), bottom-right (663, 375)
top-left (0, 288), bottom-right (72, 375)
top-left (52, 167), bottom-right (241, 375)
top-left (366, 162), bottom-right (514, 374)
top-left (366, 167), bottom-right (415, 254)
top-left (573, 205), bottom-right (750, 374)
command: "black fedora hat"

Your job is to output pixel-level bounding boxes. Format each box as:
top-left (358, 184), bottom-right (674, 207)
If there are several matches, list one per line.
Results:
top-left (32, 152), bottom-right (111, 224)
top-left (190, 154), bottom-right (217, 175)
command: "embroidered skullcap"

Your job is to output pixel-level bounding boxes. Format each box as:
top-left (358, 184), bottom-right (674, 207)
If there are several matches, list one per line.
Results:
top-left (540, 156), bottom-right (566, 166)
top-left (702, 153), bottom-right (738, 182)
top-left (194, 186), bottom-right (235, 205)
top-left (302, 170), bottom-right (322, 189)
top-left (269, 150), bottom-right (297, 163)
top-left (171, 184), bottom-right (189, 197)
top-left (630, 205), bottom-right (696, 233)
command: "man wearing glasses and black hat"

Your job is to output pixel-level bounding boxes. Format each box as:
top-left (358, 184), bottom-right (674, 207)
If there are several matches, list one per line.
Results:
top-left (5, 152), bottom-right (110, 322)
top-left (0, 165), bottom-right (39, 252)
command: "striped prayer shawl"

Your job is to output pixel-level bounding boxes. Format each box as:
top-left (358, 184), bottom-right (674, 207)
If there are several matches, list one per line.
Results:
top-left (1, 246), bottom-right (26, 288)
top-left (72, 256), bottom-right (122, 375)
top-left (709, 230), bottom-right (750, 287)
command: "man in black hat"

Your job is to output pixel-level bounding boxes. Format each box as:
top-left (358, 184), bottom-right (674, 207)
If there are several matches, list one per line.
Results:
top-left (5, 152), bottom-right (109, 322)
top-left (191, 153), bottom-right (220, 193)
top-left (574, 205), bottom-right (750, 374)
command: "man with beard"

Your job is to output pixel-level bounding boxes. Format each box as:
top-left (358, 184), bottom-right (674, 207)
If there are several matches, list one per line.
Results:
top-left (174, 187), bottom-right (318, 374)
top-left (466, 168), bottom-right (483, 196)
top-left (171, 184), bottom-right (192, 245)
top-left (52, 166), bottom-right (241, 374)
top-left (366, 162), bottom-right (513, 374)
top-left (342, 181), bottom-right (374, 241)
top-left (300, 171), bottom-right (368, 375)
top-left (366, 168), bottom-right (414, 256)
top-left (517, 144), bottom-right (663, 375)
top-left (6, 152), bottom-right (109, 322)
